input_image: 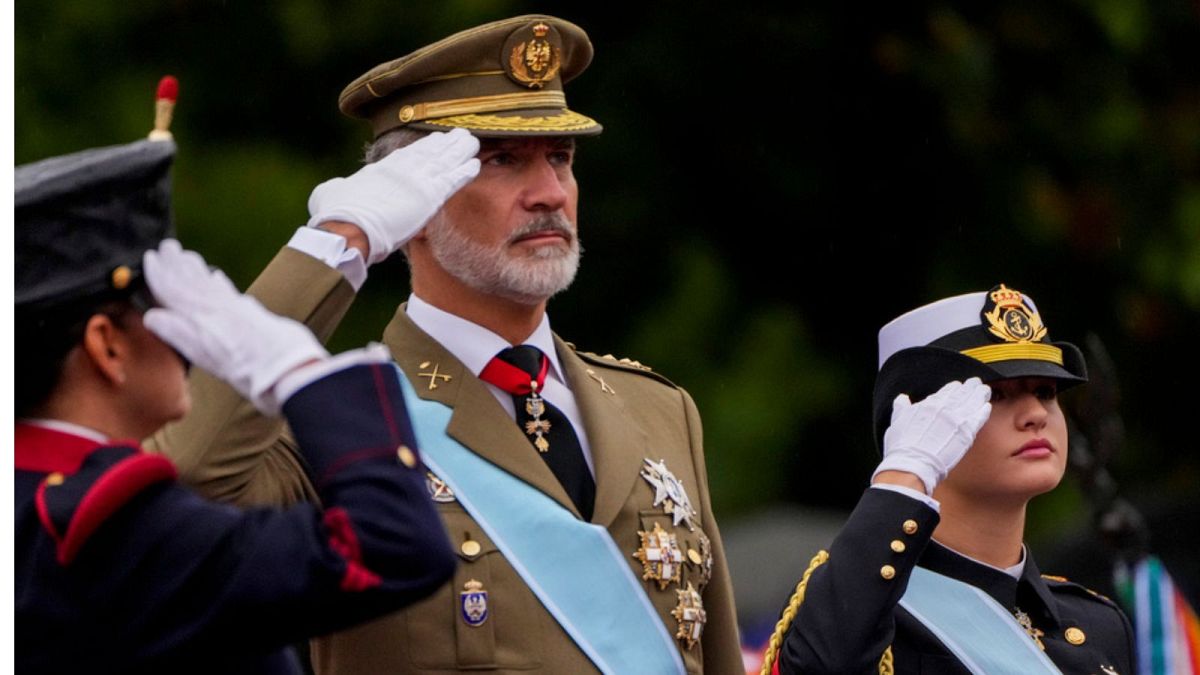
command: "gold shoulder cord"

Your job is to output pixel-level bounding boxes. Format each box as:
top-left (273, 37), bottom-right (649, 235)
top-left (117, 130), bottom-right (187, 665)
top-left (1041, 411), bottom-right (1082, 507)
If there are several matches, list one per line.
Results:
top-left (758, 550), bottom-right (893, 675)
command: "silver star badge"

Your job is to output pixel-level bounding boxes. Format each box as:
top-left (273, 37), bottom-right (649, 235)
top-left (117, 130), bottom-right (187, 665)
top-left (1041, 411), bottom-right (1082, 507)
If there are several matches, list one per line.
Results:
top-left (641, 458), bottom-right (697, 530)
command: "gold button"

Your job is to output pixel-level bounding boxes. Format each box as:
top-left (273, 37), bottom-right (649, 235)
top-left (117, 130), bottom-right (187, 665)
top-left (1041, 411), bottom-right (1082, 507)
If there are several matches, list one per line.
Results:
top-left (1065, 627), bottom-right (1086, 645)
top-left (111, 265), bottom-right (132, 290)
top-left (461, 540), bottom-right (482, 557)
top-left (396, 445), bottom-right (417, 468)
top-left (688, 549), bottom-right (703, 565)
top-left (880, 565), bottom-right (896, 580)
top-left (890, 540), bottom-right (906, 553)
top-left (45, 472), bottom-right (64, 486)
top-left (398, 105), bottom-right (415, 123)
top-left (903, 519), bottom-right (918, 535)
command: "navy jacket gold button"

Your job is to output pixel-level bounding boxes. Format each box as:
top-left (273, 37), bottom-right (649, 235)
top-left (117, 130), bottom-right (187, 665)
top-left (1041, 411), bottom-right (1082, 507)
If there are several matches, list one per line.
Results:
top-left (777, 488), bottom-right (1134, 675)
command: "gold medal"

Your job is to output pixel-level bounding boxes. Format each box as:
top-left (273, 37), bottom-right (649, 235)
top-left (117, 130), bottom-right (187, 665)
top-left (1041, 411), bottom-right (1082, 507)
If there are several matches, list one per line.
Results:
top-left (632, 523), bottom-right (684, 590)
top-left (524, 380), bottom-right (551, 453)
top-left (671, 582), bottom-right (706, 649)
top-left (1013, 607), bottom-right (1046, 650)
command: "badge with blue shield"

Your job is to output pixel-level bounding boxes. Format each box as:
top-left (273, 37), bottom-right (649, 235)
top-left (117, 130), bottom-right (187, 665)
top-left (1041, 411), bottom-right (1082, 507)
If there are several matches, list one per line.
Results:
top-left (461, 579), bottom-right (489, 627)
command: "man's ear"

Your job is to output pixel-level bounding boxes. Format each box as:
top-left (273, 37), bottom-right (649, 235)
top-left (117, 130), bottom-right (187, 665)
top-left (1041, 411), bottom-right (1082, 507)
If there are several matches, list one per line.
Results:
top-left (80, 313), bottom-right (129, 387)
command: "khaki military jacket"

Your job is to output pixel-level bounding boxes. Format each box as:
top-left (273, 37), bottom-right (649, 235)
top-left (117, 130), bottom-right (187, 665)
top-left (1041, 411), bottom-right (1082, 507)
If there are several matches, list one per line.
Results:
top-left (150, 247), bottom-right (743, 675)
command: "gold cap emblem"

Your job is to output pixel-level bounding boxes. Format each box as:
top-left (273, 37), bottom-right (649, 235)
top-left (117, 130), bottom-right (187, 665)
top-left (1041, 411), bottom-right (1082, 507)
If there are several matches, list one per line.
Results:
top-left (981, 284), bottom-right (1047, 343)
top-left (507, 21), bottom-right (562, 89)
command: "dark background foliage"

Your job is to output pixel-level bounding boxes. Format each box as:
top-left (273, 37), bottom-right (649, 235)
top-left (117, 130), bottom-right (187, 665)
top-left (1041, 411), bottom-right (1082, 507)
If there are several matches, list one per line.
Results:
top-left (17, 0), bottom-right (1199, 607)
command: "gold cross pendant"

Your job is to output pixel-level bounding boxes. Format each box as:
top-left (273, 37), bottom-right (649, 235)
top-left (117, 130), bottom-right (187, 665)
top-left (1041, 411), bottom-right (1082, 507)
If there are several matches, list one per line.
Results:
top-left (1013, 608), bottom-right (1046, 650)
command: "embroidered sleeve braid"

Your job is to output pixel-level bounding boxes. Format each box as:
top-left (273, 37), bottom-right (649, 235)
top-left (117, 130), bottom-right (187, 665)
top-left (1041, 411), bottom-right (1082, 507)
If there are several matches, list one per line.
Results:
top-left (758, 550), bottom-right (893, 675)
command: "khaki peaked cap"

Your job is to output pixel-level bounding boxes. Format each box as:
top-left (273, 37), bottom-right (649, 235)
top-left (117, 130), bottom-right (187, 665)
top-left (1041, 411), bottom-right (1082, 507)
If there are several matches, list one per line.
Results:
top-left (340, 15), bottom-right (602, 138)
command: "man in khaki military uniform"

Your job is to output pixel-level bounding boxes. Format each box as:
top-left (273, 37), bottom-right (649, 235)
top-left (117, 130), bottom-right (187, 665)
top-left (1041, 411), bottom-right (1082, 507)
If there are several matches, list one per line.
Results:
top-left (151, 15), bottom-right (741, 675)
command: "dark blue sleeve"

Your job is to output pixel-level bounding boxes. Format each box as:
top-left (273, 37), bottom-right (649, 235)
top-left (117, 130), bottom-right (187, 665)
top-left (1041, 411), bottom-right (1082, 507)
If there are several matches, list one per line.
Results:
top-left (778, 487), bottom-right (939, 675)
top-left (17, 363), bottom-right (454, 669)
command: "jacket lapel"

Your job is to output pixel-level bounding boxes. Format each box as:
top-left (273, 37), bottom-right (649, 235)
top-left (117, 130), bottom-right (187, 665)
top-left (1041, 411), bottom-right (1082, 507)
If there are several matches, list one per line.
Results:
top-left (383, 305), bottom-right (579, 517)
top-left (554, 335), bottom-right (649, 527)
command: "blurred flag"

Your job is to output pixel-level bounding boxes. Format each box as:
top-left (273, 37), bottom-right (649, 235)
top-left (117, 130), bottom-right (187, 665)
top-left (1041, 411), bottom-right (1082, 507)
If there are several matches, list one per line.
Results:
top-left (1116, 555), bottom-right (1200, 675)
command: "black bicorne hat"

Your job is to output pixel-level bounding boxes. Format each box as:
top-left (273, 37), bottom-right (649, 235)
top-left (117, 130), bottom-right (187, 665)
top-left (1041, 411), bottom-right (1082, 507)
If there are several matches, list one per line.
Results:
top-left (872, 285), bottom-right (1087, 451)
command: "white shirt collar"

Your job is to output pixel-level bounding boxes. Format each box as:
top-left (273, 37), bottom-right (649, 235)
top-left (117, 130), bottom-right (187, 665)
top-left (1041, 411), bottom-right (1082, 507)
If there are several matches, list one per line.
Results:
top-left (406, 293), bottom-right (565, 384)
top-left (19, 418), bottom-right (109, 443)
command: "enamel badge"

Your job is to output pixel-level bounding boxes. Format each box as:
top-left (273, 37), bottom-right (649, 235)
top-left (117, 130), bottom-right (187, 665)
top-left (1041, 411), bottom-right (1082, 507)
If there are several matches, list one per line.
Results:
top-left (426, 472), bottom-right (456, 503)
top-left (672, 582), bottom-right (706, 649)
top-left (641, 458), bottom-right (697, 530)
top-left (981, 284), bottom-right (1047, 343)
top-left (633, 522), bottom-right (684, 590)
top-left (461, 579), bottom-right (489, 627)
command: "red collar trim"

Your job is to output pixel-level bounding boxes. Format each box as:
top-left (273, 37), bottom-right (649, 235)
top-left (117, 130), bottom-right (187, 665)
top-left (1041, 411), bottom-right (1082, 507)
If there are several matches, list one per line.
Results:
top-left (479, 353), bottom-right (550, 395)
top-left (15, 423), bottom-right (106, 473)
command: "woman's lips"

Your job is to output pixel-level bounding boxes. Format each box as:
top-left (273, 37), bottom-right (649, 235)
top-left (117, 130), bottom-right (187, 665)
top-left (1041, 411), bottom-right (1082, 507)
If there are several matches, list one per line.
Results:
top-left (1013, 438), bottom-right (1054, 458)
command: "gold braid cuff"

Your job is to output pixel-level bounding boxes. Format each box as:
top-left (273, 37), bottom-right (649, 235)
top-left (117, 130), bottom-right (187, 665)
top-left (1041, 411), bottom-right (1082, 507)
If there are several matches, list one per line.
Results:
top-left (758, 550), bottom-right (894, 675)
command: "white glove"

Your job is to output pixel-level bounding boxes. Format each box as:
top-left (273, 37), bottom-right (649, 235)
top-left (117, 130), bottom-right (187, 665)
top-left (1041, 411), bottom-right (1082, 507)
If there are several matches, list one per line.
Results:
top-left (873, 377), bottom-right (993, 495)
top-left (141, 239), bottom-right (329, 415)
top-left (306, 127), bottom-right (480, 264)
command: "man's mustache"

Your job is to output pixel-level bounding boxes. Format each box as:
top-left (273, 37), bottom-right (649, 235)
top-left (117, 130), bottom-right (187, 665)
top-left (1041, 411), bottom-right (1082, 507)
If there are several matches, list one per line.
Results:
top-left (508, 213), bottom-right (575, 244)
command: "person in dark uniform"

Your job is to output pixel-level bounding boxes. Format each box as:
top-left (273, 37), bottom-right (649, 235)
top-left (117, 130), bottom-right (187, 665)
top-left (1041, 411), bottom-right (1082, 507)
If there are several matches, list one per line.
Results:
top-left (14, 129), bottom-right (476, 673)
top-left (764, 285), bottom-right (1134, 675)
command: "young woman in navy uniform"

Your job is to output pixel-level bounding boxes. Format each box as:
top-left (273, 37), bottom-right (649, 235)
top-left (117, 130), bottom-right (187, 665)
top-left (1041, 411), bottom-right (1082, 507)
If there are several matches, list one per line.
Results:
top-left (14, 131), bottom-right (477, 673)
top-left (765, 286), bottom-right (1134, 675)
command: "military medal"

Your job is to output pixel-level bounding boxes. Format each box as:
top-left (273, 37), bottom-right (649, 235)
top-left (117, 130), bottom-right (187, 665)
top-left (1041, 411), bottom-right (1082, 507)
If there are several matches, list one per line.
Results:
top-left (671, 582), bottom-right (706, 649)
top-left (691, 531), bottom-right (714, 587)
top-left (641, 458), bottom-right (697, 530)
top-left (1013, 607), bottom-right (1046, 650)
top-left (426, 472), bottom-right (456, 503)
top-left (524, 379), bottom-right (551, 452)
top-left (633, 523), bottom-right (684, 590)
top-left (460, 579), bottom-right (489, 627)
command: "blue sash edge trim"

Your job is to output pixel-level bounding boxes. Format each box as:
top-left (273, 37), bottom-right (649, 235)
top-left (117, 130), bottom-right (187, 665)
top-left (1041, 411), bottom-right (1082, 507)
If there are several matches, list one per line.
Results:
top-left (899, 566), bottom-right (1063, 675)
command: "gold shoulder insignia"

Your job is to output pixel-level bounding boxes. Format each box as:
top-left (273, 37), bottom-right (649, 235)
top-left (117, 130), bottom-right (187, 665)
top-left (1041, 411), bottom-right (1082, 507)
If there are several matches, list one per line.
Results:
top-left (1041, 574), bottom-right (1069, 583)
top-left (574, 349), bottom-right (677, 388)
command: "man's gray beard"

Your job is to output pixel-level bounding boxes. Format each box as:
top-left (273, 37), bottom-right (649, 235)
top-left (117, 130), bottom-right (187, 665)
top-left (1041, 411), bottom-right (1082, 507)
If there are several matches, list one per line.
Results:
top-left (425, 211), bottom-right (582, 305)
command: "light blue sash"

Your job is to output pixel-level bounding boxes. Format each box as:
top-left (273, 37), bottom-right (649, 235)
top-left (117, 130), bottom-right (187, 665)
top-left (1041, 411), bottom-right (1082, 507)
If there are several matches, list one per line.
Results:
top-left (398, 370), bottom-right (686, 675)
top-left (898, 567), bottom-right (1063, 675)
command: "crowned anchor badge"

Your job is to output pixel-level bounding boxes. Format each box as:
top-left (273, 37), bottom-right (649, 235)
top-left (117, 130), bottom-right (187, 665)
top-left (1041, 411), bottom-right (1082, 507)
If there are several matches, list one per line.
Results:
top-left (981, 284), bottom-right (1047, 343)
top-left (641, 458), bottom-right (697, 530)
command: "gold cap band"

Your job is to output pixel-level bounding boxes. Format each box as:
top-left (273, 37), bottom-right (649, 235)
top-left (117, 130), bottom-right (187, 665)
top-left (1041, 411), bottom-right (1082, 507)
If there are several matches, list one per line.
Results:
top-left (398, 90), bottom-right (567, 124)
top-left (960, 343), bottom-right (1064, 365)
top-left (425, 109), bottom-right (598, 133)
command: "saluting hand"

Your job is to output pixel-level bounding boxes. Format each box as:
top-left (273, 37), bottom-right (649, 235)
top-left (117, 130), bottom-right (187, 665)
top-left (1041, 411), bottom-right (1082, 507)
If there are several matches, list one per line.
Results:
top-left (306, 127), bottom-right (481, 265)
top-left (142, 239), bottom-right (329, 415)
top-left (873, 377), bottom-right (993, 495)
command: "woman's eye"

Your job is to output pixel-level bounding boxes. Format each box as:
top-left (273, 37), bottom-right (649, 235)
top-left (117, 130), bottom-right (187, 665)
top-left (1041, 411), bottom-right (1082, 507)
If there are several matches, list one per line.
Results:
top-left (1035, 385), bottom-right (1057, 400)
top-left (989, 386), bottom-right (1006, 401)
